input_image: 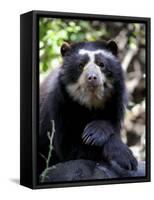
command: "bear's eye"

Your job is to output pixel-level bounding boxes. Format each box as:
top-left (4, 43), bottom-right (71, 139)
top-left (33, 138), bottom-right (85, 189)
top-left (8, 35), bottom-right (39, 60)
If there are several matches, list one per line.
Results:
top-left (97, 62), bottom-right (105, 69)
top-left (79, 63), bottom-right (84, 70)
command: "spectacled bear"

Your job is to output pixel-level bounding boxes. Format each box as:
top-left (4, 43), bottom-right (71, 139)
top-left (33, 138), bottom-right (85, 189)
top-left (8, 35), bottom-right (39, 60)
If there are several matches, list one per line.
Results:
top-left (39, 40), bottom-right (137, 176)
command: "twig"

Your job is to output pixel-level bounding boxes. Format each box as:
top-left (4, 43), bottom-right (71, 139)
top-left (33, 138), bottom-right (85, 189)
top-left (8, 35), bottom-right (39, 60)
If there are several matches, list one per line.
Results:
top-left (40, 120), bottom-right (55, 182)
top-left (46, 120), bottom-right (55, 168)
top-left (39, 153), bottom-right (47, 162)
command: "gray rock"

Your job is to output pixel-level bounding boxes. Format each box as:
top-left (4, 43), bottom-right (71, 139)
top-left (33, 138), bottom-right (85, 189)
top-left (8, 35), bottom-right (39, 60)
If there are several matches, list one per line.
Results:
top-left (40, 159), bottom-right (145, 183)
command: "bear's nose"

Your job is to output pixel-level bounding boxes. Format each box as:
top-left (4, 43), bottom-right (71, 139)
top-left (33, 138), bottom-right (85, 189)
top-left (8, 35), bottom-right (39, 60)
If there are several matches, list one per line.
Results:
top-left (87, 74), bottom-right (99, 88)
top-left (88, 74), bottom-right (97, 83)
top-left (88, 74), bottom-right (97, 81)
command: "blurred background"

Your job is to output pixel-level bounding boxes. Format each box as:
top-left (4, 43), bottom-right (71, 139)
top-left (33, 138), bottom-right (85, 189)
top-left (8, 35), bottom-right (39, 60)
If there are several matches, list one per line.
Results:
top-left (39, 17), bottom-right (146, 161)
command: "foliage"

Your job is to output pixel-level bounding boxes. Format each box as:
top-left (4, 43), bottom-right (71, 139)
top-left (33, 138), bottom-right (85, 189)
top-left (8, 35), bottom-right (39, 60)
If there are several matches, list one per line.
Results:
top-left (39, 18), bottom-right (106, 74)
top-left (39, 18), bottom-right (145, 74)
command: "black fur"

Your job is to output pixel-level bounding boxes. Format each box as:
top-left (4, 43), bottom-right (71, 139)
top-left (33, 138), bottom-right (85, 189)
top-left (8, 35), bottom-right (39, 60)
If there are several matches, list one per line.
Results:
top-left (38, 41), bottom-right (137, 175)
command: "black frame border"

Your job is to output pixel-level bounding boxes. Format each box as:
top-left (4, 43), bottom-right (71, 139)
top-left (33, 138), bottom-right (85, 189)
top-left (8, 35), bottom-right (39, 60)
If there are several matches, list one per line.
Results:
top-left (20, 10), bottom-right (151, 189)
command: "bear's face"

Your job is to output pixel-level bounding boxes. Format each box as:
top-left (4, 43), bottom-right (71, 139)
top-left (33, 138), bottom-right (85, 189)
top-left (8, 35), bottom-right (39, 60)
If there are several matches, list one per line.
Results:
top-left (60, 41), bottom-right (124, 109)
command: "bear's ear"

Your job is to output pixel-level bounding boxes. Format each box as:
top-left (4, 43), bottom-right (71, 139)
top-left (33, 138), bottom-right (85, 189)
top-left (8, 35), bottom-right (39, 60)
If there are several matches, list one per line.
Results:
top-left (106, 40), bottom-right (118, 56)
top-left (61, 42), bottom-right (71, 57)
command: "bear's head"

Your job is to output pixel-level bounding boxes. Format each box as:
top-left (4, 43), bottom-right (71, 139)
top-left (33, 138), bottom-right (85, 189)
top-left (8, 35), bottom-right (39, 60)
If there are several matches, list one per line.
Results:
top-left (59, 41), bottom-right (125, 109)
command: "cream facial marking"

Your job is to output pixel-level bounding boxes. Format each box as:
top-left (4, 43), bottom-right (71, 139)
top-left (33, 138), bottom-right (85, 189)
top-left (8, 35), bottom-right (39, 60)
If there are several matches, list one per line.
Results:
top-left (78, 49), bottom-right (115, 62)
top-left (66, 49), bottom-right (114, 109)
top-left (66, 76), bottom-right (105, 109)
